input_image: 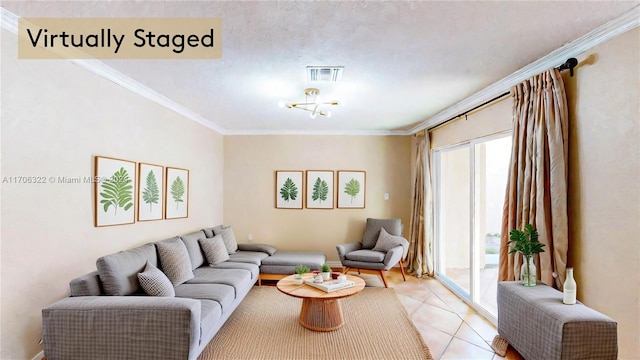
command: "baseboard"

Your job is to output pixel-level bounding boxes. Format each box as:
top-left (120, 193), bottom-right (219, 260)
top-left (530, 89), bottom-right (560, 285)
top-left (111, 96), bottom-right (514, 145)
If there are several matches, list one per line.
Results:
top-left (32, 350), bottom-right (44, 360)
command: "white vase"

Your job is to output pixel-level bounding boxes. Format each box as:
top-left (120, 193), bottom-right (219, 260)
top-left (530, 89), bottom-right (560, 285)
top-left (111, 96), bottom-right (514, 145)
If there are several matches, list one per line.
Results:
top-left (293, 276), bottom-right (303, 285)
top-left (563, 267), bottom-right (577, 304)
top-left (520, 256), bottom-right (536, 287)
top-left (321, 272), bottom-right (331, 280)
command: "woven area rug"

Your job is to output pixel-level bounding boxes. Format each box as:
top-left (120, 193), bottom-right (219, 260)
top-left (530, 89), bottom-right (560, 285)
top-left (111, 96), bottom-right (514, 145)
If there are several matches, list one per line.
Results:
top-left (198, 286), bottom-right (433, 360)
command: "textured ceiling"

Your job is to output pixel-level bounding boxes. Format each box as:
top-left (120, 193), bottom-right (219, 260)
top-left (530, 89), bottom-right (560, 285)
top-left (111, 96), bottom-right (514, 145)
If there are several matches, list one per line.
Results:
top-left (3, 1), bottom-right (638, 134)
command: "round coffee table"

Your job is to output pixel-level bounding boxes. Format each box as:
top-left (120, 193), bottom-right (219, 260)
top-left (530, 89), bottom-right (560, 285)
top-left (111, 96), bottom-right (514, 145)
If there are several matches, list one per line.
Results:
top-left (276, 274), bottom-right (366, 331)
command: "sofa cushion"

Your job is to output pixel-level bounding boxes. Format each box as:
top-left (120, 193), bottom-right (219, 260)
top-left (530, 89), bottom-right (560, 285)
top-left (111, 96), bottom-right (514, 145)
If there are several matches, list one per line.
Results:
top-left (362, 218), bottom-right (402, 249)
top-left (236, 243), bottom-right (277, 255)
top-left (213, 226), bottom-right (238, 254)
top-left (203, 225), bottom-right (225, 238)
top-left (199, 299), bottom-right (223, 345)
top-left (345, 249), bottom-right (386, 263)
top-left (156, 238), bottom-right (194, 286)
top-left (209, 261), bottom-right (260, 280)
top-left (137, 262), bottom-right (175, 297)
top-left (199, 235), bottom-right (229, 265)
top-left (372, 227), bottom-right (406, 252)
top-left (189, 268), bottom-right (252, 296)
top-left (96, 243), bottom-right (157, 296)
top-left (179, 230), bottom-right (207, 270)
top-left (227, 251), bottom-right (269, 266)
top-left (175, 283), bottom-right (235, 313)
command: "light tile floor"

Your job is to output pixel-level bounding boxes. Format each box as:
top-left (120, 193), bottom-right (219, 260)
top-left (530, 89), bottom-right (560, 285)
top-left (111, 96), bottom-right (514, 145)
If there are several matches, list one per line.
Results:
top-left (384, 268), bottom-right (524, 360)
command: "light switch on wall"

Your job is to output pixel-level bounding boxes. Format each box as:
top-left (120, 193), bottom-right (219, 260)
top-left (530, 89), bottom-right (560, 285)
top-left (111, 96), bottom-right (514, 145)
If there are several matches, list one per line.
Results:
top-left (384, 193), bottom-right (390, 200)
top-left (248, 234), bottom-right (253, 242)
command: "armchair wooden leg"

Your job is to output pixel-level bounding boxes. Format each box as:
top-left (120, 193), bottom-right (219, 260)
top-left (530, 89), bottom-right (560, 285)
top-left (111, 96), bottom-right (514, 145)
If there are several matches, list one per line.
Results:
top-left (343, 266), bottom-right (351, 274)
top-left (379, 270), bottom-right (390, 288)
top-left (399, 260), bottom-right (407, 281)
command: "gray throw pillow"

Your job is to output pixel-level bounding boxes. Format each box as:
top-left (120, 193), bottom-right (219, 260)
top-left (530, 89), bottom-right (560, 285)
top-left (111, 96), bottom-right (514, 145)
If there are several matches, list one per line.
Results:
top-left (362, 218), bottom-right (402, 249)
top-left (213, 226), bottom-right (238, 254)
top-left (137, 262), bottom-right (175, 297)
top-left (203, 225), bottom-right (225, 238)
top-left (156, 239), bottom-right (194, 286)
top-left (200, 235), bottom-right (230, 265)
top-left (372, 227), bottom-right (405, 252)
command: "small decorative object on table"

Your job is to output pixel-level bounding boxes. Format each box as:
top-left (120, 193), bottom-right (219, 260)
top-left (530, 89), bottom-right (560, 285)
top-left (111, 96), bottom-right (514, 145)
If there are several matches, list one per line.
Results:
top-left (293, 264), bottom-right (310, 285)
top-left (508, 224), bottom-right (545, 287)
top-left (563, 267), bottom-right (577, 304)
top-left (321, 263), bottom-right (331, 280)
top-left (305, 278), bottom-right (356, 292)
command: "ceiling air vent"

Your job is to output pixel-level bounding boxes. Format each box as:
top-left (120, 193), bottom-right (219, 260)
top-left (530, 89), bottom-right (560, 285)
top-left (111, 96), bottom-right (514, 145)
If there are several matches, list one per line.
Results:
top-left (307, 66), bottom-right (344, 82)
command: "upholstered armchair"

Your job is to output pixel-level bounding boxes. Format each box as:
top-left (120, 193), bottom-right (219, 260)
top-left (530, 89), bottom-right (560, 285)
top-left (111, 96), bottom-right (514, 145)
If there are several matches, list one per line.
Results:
top-left (336, 218), bottom-right (409, 287)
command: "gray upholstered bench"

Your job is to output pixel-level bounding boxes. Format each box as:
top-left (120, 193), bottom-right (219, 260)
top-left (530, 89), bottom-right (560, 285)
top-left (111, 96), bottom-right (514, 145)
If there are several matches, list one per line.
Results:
top-left (258, 251), bottom-right (326, 285)
top-left (497, 281), bottom-right (617, 360)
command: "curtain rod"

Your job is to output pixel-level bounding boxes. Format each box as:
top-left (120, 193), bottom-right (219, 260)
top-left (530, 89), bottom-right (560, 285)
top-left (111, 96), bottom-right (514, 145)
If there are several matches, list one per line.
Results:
top-left (427, 91), bottom-right (510, 131)
top-left (426, 57), bottom-right (578, 133)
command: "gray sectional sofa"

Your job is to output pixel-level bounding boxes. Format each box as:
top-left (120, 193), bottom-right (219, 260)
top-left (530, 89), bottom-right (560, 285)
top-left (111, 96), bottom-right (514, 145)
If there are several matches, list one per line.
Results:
top-left (41, 226), bottom-right (322, 360)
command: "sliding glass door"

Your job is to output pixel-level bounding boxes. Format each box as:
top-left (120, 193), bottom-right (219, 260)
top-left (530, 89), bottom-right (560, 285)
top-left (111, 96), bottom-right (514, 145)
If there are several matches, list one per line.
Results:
top-left (434, 133), bottom-right (511, 322)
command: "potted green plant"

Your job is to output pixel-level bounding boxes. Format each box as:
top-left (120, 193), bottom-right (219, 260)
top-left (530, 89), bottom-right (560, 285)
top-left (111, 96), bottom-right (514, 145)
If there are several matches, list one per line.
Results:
top-left (293, 264), bottom-right (310, 285)
top-left (321, 263), bottom-right (331, 280)
top-left (508, 224), bottom-right (545, 287)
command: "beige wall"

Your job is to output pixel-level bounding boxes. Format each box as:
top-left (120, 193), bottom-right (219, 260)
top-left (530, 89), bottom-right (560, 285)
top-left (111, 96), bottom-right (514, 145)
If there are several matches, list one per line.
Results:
top-left (1, 30), bottom-right (224, 359)
top-left (564, 28), bottom-right (640, 359)
top-left (430, 96), bottom-right (511, 149)
top-left (223, 135), bottom-right (412, 262)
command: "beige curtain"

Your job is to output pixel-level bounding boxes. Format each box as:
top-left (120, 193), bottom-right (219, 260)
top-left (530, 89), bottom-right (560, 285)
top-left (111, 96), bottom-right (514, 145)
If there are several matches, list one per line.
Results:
top-left (407, 132), bottom-right (434, 277)
top-left (499, 69), bottom-right (569, 289)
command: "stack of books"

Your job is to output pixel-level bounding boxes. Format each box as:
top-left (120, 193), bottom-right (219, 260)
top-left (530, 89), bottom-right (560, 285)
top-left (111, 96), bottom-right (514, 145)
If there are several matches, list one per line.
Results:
top-left (305, 279), bottom-right (355, 292)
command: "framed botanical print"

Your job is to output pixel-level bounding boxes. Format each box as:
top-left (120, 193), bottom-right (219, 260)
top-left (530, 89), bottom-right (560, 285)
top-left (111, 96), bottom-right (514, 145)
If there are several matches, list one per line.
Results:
top-left (275, 170), bottom-right (303, 209)
top-left (306, 170), bottom-right (334, 209)
top-left (94, 156), bottom-right (136, 227)
top-left (138, 162), bottom-right (164, 221)
top-left (165, 167), bottom-right (189, 219)
top-left (337, 170), bottom-right (366, 209)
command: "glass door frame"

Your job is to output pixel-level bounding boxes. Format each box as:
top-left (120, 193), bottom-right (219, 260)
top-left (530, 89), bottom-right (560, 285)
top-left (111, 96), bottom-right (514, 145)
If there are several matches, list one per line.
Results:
top-left (433, 131), bottom-right (511, 325)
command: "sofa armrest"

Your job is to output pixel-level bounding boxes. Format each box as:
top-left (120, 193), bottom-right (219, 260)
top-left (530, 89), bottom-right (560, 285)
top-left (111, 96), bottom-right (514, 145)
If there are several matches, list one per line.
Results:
top-left (42, 296), bottom-right (201, 360)
top-left (383, 246), bottom-right (404, 268)
top-left (336, 242), bottom-right (362, 263)
top-left (237, 243), bottom-right (277, 255)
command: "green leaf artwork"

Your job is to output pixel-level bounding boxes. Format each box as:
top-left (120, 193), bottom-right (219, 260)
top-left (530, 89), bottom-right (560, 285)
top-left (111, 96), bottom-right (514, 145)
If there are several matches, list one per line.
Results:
top-left (171, 176), bottom-right (185, 210)
top-left (312, 177), bottom-right (329, 203)
top-left (280, 177), bottom-right (298, 201)
top-left (344, 178), bottom-right (361, 203)
top-left (142, 170), bottom-right (160, 211)
top-left (99, 167), bottom-right (133, 215)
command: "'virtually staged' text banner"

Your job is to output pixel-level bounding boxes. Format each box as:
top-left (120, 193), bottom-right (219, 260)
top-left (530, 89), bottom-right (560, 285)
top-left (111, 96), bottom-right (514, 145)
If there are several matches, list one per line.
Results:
top-left (18, 18), bottom-right (222, 59)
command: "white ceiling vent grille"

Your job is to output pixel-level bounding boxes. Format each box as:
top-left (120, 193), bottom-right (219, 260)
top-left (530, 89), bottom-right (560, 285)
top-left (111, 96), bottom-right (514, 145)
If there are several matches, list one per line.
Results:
top-left (307, 66), bottom-right (344, 82)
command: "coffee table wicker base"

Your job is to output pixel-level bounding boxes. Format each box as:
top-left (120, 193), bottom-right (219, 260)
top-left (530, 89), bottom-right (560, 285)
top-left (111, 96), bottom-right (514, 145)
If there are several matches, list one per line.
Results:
top-left (299, 298), bottom-right (344, 331)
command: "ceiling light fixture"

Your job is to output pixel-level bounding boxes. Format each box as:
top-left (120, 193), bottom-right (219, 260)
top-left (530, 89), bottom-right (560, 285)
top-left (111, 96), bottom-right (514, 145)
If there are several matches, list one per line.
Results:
top-left (278, 88), bottom-right (340, 119)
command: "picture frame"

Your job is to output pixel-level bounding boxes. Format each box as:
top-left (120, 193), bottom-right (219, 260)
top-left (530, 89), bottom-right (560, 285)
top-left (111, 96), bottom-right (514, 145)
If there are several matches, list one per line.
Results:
top-left (137, 162), bottom-right (164, 222)
top-left (306, 170), bottom-right (334, 209)
top-left (275, 170), bottom-right (304, 209)
top-left (337, 170), bottom-right (366, 209)
top-left (165, 167), bottom-right (189, 219)
top-left (94, 156), bottom-right (136, 227)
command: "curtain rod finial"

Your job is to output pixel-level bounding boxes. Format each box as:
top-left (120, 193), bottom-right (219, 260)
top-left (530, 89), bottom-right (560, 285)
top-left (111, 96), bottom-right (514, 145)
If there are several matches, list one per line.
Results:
top-left (558, 58), bottom-right (578, 76)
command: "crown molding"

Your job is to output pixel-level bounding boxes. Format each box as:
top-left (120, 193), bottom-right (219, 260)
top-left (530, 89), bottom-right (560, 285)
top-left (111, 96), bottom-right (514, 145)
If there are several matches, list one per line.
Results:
top-left (1, 6), bottom-right (19, 32)
top-left (1, 7), bottom-right (227, 135)
top-left (224, 129), bottom-right (411, 136)
top-left (408, 5), bottom-right (640, 134)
